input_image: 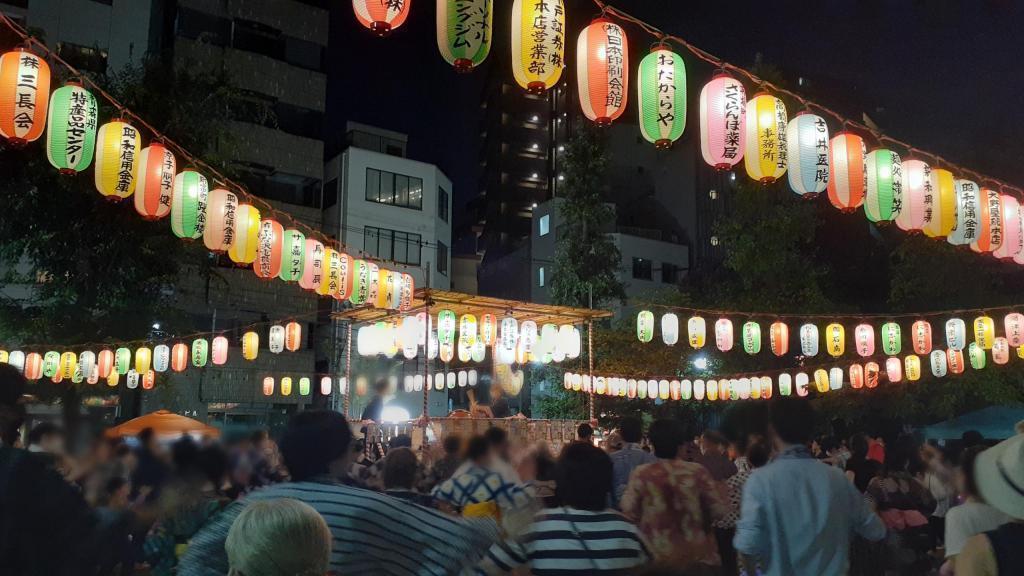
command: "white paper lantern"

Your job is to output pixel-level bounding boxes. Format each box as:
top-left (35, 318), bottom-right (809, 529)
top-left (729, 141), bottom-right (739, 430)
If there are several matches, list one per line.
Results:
top-left (446, 372), bottom-right (456, 389)
top-left (457, 371), bottom-right (467, 387)
top-left (829, 367), bottom-right (844, 390)
top-left (946, 318), bottom-right (966, 351)
top-left (320, 376), bottom-right (332, 395)
top-left (930, 350), bottom-right (947, 377)
top-left (269, 325), bottom-right (285, 354)
top-left (413, 374), bottom-right (423, 391)
top-left (468, 369), bottom-right (478, 386)
top-left (786, 113), bottom-right (829, 197)
top-left (778, 373), bottom-right (793, 396)
top-left (126, 369), bottom-right (140, 389)
top-left (403, 375), bottom-right (414, 393)
top-left (7, 350), bottom-right (24, 374)
top-left (520, 321), bottom-right (538, 352)
top-left (434, 373), bottom-right (445, 390)
top-left (693, 379), bottom-right (705, 400)
top-left (948, 180), bottom-right (982, 246)
top-left (78, 350), bottom-right (96, 380)
top-left (661, 313), bottom-right (679, 345)
top-left (795, 372), bottom-right (809, 396)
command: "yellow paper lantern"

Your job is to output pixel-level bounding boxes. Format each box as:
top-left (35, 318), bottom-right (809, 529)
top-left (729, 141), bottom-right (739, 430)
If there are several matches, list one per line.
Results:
top-left (229, 204), bottom-right (260, 265)
top-left (825, 323), bottom-right (845, 357)
top-left (134, 346), bottom-right (152, 374)
top-left (281, 376), bottom-right (292, 396)
top-left (973, 315), bottom-right (995, 350)
top-left (905, 355), bottom-right (921, 382)
top-left (686, 316), bottom-right (705, 349)
top-left (94, 119), bottom-right (141, 200)
top-left (744, 93), bottom-right (788, 184)
top-left (510, 0), bottom-right (565, 94)
top-left (242, 331), bottom-right (259, 361)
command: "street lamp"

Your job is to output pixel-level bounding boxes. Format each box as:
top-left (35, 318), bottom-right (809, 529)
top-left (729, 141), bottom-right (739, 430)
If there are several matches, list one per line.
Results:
top-left (693, 356), bottom-right (708, 370)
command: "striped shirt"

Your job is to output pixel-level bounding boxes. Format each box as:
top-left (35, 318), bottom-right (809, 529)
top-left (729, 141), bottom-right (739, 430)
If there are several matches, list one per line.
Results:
top-left (477, 508), bottom-right (650, 575)
top-left (177, 478), bottom-right (500, 576)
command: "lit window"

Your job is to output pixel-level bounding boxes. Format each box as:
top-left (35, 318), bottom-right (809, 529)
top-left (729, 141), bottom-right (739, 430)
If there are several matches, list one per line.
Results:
top-left (538, 267), bottom-right (545, 287)
top-left (539, 214), bottom-right (550, 236)
top-left (709, 189), bottom-right (718, 200)
top-left (710, 236), bottom-right (720, 246)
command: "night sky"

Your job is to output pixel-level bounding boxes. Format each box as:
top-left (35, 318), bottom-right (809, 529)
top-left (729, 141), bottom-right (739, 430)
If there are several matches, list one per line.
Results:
top-left (328, 0), bottom-right (1024, 247)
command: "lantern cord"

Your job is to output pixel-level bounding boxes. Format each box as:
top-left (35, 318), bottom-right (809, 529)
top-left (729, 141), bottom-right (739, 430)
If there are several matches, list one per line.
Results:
top-left (0, 13), bottom-right (419, 273)
top-left (625, 299), bottom-right (1024, 322)
top-left (590, 0), bottom-right (1024, 198)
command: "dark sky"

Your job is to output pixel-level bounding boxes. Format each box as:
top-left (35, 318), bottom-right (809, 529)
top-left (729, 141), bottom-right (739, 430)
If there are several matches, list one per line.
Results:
top-left (328, 0), bottom-right (1024, 241)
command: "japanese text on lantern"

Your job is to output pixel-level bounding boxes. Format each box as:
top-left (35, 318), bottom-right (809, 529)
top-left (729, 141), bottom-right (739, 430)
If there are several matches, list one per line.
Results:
top-left (528, 1), bottom-right (563, 76)
top-left (962, 183), bottom-right (978, 241)
top-left (14, 54), bottom-right (41, 134)
top-left (656, 51), bottom-right (675, 126)
top-left (814, 117), bottom-right (828, 183)
top-left (116, 125), bottom-right (138, 196)
top-left (603, 22), bottom-right (624, 108)
top-left (67, 90), bottom-right (97, 164)
top-left (988, 192), bottom-right (1002, 247)
top-left (761, 98), bottom-right (786, 169)
top-left (454, 1), bottom-right (490, 50)
top-left (722, 84), bottom-right (741, 160)
top-left (922, 164), bottom-right (934, 223)
top-left (890, 154), bottom-right (903, 216)
top-left (159, 152), bottom-right (174, 208)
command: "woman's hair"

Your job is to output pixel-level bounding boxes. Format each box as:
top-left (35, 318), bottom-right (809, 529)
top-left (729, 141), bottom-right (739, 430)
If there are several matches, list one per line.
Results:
top-left (555, 442), bottom-right (613, 511)
top-left (959, 445), bottom-right (986, 498)
top-left (226, 498), bottom-right (331, 576)
top-left (382, 447), bottom-right (419, 490)
top-left (746, 441), bottom-right (770, 468)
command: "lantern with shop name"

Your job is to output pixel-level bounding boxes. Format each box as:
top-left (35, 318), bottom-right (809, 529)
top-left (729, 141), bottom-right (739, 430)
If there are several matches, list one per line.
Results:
top-left (471, 340), bottom-right (486, 362)
top-left (510, 0), bottom-right (564, 94)
top-left (134, 347), bottom-right (151, 374)
top-left (134, 144), bottom-right (177, 220)
top-left (577, 18), bottom-right (628, 125)
top-left (637, 310), bottom-right (654, 343)
top-left (948, 180), bottom-right (981, 246)
top-left (459, 314), bottom-right (478, 346)
top-left (974, 316), bottom-right (995, 349)
top-left (349, 259), bottom-right (370, 305)
top-left (269, 325), bottom-right (285, 354)
top-left (278, 229), bottom-right (305, 282)
top-left (800, 323), bottom-right (819, 356)
top-left (825, 323), bottom-right (845, 357)
top-left (94, 120), bottom-right (140, 200)
top-left (353, 0), bottom-right (411, 36)
top-left (886, 357), bottom-right (902, 382)
top-left (320, 376), bottom-right (332, 396)
top-left (686, 315), bottom-right (705, 348)
top-left (971, 189), bottom-right (1003, 253)
top-left (930, 350), bottom-right (948, 377)
top-left (142, 370), bottom-right (155, 390)
top-left (229, 204), bottom-right (260, 264)
top-left (1, 49), bottom-right (50, 145)
top-left (46, 83), bottom-right (97, 173)
top-left (827, 132), bottom-right (866, 212)
top-left (23, 353), bottom-right (42, 380)
top-left (153, 345), bottom-right (169, 372)
top-left (202, 188), bottom-right (237, 251)
top-left (744, 94), bottom-right (787, 183)
top-left (40, 351), bottom-right (58, 379)
top-left (864, 149), bottom-right (902, 223)
top-left (242, 331), bottom-right (259, 360)
top-left (881, 322), bottom-right (902, 356)
top-left (299, 239), bottom-right (324, 291)
top-left (280, 376), bottom-right (292, 396)
top-left (438, 310), bottom-right (457, 345)
top-left (769, 321), bottom-right (789, 357)
top-left (1005, 313), bottom-right (1024, 347)
top-left (699, 74), bottom-right (746, 170)
top-left (6, 350), bottom-right (23, 373)
top-left (911, 320), bottom-right (932, 354)
top-left (298, 377), bottom-right (310, 396)
top-left (317, 249), bottom-right (340, 298)
top-left (829, 367), bottom-right (843, 391)
top-left (670, 379), bottom-right (681, 400)
top-left (96, 349), bottom-right (113, 378)
top-left (905, 355), bottom-right (921, 381)
top-left (742, 321), bottom-right (761, 354)
top-left (171, 343), bottom-right (188, 372)
top-left (660, 312), bottom-right (679, 346)
top-left (399, 273), bottom-right (414, 311)
top-left (114, 348), bottom-right (131, 375)
top-left (170, 170), bottom-right (209, 239)
top-left (78, 351), bottom-right (95, 380)
top-left (993, 337), bottom-right (1010, 365)
top-left (968, 343), bottom-right (986, 370)
top-left (211, 336), bottom-right (228, 365)
top-left (126, 370), bottom-right (139, 390)
top-left (439, 341), bottom-right (454, 363)
top-left (480, 314), bottom-right (497, 346)
top-left (855, 324), bottom-right (875, 357)
top-left (520, 321), bottom-right (537, 352)
top-left (947, 348), bottom-right (965, 374)
top-left (923, 168), bottom-right (957, 238)
top-left (437, 0), bottom-right (492, 71)
top-left (786, 113), bottom-right (829, 197)
top-left (262, 376), bottom-right (275, 396)
top-left (254, 219), bottom-right (284, 279)
top-left (715, 318), bottom-right (734, 352)
top-left (500, 315), bottom-right (518, 351)
top-left (813, 369), bottom-right (829, 393)
top-left (638, 47), bottom-right (686, 148)
top-left (849, 364), bottom-right (864, 389)
top-left (994, 196), bottom-right (1022, 259)
top-left (778, 373), bottom-right (792, 396)
top-left (864, 362), bottom-right (880, 388)
top-left (700, 380), bottom-right (711, 401)
top-left (895, 160), bottom-right (932, 232)
top-left (284, 322), bottom-right (302, 352)
top-left (58, 351), bottom-right (76, 381)
top-left (191, 338), bottom-right (208, 367)
top-left (1013, 210), bottom-right (1024, 265)
top-left (946, 318), bottom-right (966, 351)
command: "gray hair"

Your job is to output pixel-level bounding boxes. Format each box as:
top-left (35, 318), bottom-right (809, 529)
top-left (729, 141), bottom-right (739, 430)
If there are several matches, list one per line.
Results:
top-left (226, 498), bottom-right (331, 576)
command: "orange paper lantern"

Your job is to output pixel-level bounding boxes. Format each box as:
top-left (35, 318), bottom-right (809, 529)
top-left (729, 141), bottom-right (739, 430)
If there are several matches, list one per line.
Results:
top-left (576, 18), bottom-right (628, 125)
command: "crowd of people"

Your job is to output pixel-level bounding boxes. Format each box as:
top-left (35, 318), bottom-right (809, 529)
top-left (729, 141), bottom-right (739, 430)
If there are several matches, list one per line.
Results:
top-left (2, 361), bottom-right (1024, 575)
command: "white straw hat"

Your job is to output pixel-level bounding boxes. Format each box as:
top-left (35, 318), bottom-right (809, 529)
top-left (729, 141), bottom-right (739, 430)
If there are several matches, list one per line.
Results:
top-left (975, 434), bottom-right (1024, 520)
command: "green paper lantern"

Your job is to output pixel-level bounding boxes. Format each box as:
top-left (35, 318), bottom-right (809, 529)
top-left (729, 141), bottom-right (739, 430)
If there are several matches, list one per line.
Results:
top-left (191, 338), bottom-right (208, 367)
top-left (637, 310), bottom-right (654, 343)
top-left (438, 309), bottom-right (457, 345)
top-left (437, 0), bottom-right (493, 72)
top-left (348, 259), bottom-right (369, 305)
top-left (171, 170), bottom-right (209, 240)
top-left (278, 229), bottom-right (305, 282)
top-left (881, 322), bottom-right (902, 356)
top-left (42, 351), bottom-right (60, 378)
top-left (864, 149), bottom-right (902, 223)
top-left (46, 83), bottom-right (98, 174)
top-left (742, 321), bottom-right (762, 354)
top-left (968, 342), bottom-right (986, 370)
top-left (299, 377), bottom-right (311, 396)
top-left (638, 47), bottom-right (686, 148)
top-left (114, 347), bottom-right (131, 375)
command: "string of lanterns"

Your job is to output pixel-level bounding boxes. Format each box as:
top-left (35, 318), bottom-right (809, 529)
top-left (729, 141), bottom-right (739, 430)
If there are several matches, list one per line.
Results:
top-left (636, 310), bottom-right (1024, 360)
top-left (0, 16), bottom-right (417, 312)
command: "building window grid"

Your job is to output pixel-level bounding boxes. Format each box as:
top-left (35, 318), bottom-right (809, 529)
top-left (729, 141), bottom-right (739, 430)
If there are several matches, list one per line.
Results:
top-left (437, 242), bottom-right (449, 276)
top-left (364, 226), bottom-right (422, 266)
top-left (438, 187), bottom-right (449, 222)
top-left (366, 168), bottom-right (423, 210)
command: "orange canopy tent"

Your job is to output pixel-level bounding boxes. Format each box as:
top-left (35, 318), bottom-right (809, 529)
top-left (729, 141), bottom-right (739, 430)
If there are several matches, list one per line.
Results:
top-left (105, 410), bottom-right (220, 439)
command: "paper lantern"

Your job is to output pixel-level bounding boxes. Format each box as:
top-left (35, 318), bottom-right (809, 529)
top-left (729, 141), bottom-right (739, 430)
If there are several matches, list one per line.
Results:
top-left (637, 311), bottom-right (654, 343)
top-left (994, 196), bottom-right (1023, 259)
top-left (911, 320), bottom-right (933, 354)
top-left (170, 170), bottom-right (209, 240)
top-left (191, 338), bottom-right (208, 367)
top-left (825, 323), bottom-right (845, 357)
top-left (170, 343), bottom-right (188, 372)
top-left (468, 370), bottom-right (478, 387)
top-left (827, 132), bottom-right (866, 212)
top-left (114, 347), bottom-right (131, 375)
top-left (510, 0), bottom-right (564, 94)
top-left (661, 313), bottom-right (680, 346)
top-left (356, 326), bottom-right (374, 357)
top-left (500, 315), bottom-right (518, 350)
top-left (353, 0), bottom-right (411, 36)
top-left (947, 348), bottom-right (965, 374)
top-left (134, 144), bottom-right (177, 221)
top-left (240, 331), bottom-right (259, 361)
top-left (347, 259), bottom-right (369, 305)
top-left (439, 341), bottom-right (454, 363)
top-left (715, 318), bottom-right (734, 351)
top-left (445, 372), bottom-right (456, 389)
top-left (399, 273), bottom-right (414, 311)
top-left (813, 369), bottom-right (829, 393)
top-left (742, 321), bottom-right (761, 354)
top-left (105, 369), bottom-right (119, 387)
top-left (1005, 313), bottom-right (1024, 347)
top-left (849, 364), bottom-right (864, 389)
top-left (459, 314), bottom-right (478, 346)
top-left (993, 337), bottom-right (1010, 365)
top-left (930, 350), bottom-right (947, 377)
top-left (58, 351), bottom-right (77, 381)
top-left (885, 357), bottom-right (902, 383)
top-left (211, 336), bottom-right (228, 365)
top-left (471, 340), bottom-right (486, 362)
top-left (280, 322), bottom-right (301, 352)
top-left (799, 323), bottom-right (819, 356)
top-left (198, 188), bottom-right (237, 251)
top-left (320, 376), bottom-right (332, 396)
top-left (378, 269), bottom-right (400, 309)
top-left (699, 74), bottom-right (746, 170)
top-left (428, 331), bottom-right (440, 360)
top-left (968, 342), bottom-right (986, 370)
top-left (829, 367), bottom-right (844, 391)
top-left (895, 160), bottom-right (932, 232)
top-left (228, 203), bottom-right (260, 264)
top-left (94, 120), bottom-right (141, 200)
top-left (669, 379), bottom-right (681, 401)
top-left (638, 47), bottom-right (686, 148)
top-left (881, 322), bottom-right (902, 356)
top-left (854, 324), bottom-right (875, 357)
top-left (269, 325), bottom-right (285, 354)
top-left (679, 379), bottom-right (692, 400)
top-left (298, 239), bottom-right (325, 291)
top-left (904, 355), bottom-right (921, 381)
top-left (332, 252), bottom-right (353, 301)
top-left (253, 219), bottom-right (284, 279)
top-left (23, 353), bottom-right (42, 380)
top-left (7, 350), bottom-right (24, 374)
top-left (692, 379), bottom-right (705, 400)
top-left (366, 263), bottom-right (382, 305)
top-left (740, 377), bottom-right (752, 399)
top-left (973, 316), bottom-right (995, 349)
top-left (865, 362), bottom-right (880, 388)
top-left (357, 376), bottom-right (369, 396)
top-left (70, 363), bottom-right (84, 384)
top-left (570, 373), bottom-right (582, 391)
top-left (142, 370), bottom-right (155, 390)
top-left (945, 318), bottom-right (966, 351)
top-left (538, 323), bottom-right (559, 358)
top-left (126, 369), bottom-right (139, 390)
top-left (0, 49), bottom-right (50, 145)
top-left (437, 310), bottom-right (457, 345)
top-left (316, 249), bottom-right (340, 298)
top-left (436, 0), bottom-right (492, 71)
top-left (948, 180), bottom-right (981, 246)
top-left (648, 379), bottom-right (660, 399)
top-left (520, 321), bottom-right (537, 352)
top-left (577, 18), bottom-right (628, 125)
top-left (744, 94), bottom-right (787, 184)
top-left (557, 325), bottom-right (578, 359)
top-left (777, 373), bottom-right (792, 396)
top-left (971, 189), bottom-right (1003, 253)
top-left (769, 321), bottom-right (789, 357)
top-left (134, 347), bottom-right (151, 374)
top-left (280, 376), bottom-right (292, 396)
top-left (480, 314), bottom-right (497, 346)
top-left (786, 113), bottom-right (829, 197)
top-left (272, 229), bottom-right (305, 283)
top-left (78, 351), bottom-right (95, 380)
top-left (923, 168), bottom-right (957, 238)
top-left (46, 82), bottom-right (98, 173)
top-left (297, 377), bottom-right (310, 396)
top-left (686, 316), bottom-right (705, 348)
top-left (95, 349), bottom-right (113, 378)
top-left (455, 371), bottom-right (467, 388)
top-left (698, 379), bottom-right (710, 401)
top-left (864, 149), bottom-right (902, 223)
top-left (40, 351), bottom-right (58, 379)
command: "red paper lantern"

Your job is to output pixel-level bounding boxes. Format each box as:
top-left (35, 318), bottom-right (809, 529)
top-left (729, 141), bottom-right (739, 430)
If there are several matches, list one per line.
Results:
top-left (211, 336), bottom-right (228, 365)
top-left (849, 364), bottom-right (864, 389)
top-left (865, 362), bottom-right (880, 388)
top-left (352, 0), bottom-right (411, 36)
top-left (0, 49), bottom-right (50, 146)
top-left (171, 343), bottom-right (189, 372)
top-left (134, 143), bottom-right (177, 220)
top-left (285, 322), bottom-right (302, 352)
top-left (827, 132), bottom-right (866, 212)
top-left (96, 349), bottom-right (114, 378)
top-left (254, 219), bottom-right (284, 279)
top-left (576, 18), bottom-right (629, 126)
top-left (769, 321), bottom-right (789, 357)
top-left (911, 320), bottom-right (933, 354)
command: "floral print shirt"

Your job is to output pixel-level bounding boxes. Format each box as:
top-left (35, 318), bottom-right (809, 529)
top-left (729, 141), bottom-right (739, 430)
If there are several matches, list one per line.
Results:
top-left (620, 459), bottom-right (729, 567)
